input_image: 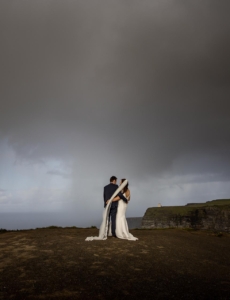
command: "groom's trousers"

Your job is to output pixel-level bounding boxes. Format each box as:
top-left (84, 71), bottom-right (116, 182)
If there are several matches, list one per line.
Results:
top-left (109, 206), bottom-right (117, 236)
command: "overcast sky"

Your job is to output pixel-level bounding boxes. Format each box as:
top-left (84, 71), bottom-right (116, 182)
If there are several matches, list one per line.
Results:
top-left (1, 1), bottom-right (230, 229)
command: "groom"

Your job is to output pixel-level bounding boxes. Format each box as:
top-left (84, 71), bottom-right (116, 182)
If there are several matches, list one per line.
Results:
top-left (103, 176), bottom-right (128, 238)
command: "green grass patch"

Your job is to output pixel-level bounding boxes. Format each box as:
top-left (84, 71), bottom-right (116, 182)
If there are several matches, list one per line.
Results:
top-left (144, 206), bottom-right (195, 218)
top-left (145, 200), bottom-right (230, 218)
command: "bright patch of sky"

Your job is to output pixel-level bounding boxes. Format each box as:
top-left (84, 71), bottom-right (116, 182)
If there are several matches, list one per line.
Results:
top-left (0, 140), bottom-right (71, 212)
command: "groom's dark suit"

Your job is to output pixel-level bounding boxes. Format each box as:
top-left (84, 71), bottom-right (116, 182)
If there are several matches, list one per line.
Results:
top-left (103, 183), bottom-right (128, 237)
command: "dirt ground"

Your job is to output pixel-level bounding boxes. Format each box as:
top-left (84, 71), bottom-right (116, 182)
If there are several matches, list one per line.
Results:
top-left (0, 228), bottom-right (229, 300)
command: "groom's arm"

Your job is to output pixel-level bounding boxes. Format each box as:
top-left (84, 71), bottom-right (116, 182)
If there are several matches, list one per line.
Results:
top-left (117, 192), bottom-right (128, 203)
top-left (105, 194), bottom-right (127, 205)
top-left (112, 184), bottom-right (127, 203)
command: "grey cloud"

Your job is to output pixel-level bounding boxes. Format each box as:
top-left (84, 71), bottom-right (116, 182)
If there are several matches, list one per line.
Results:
top-left (0, 1), bottom-right (230, 223)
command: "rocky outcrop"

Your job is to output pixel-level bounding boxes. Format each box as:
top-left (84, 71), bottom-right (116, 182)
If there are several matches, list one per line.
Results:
top-left (142, 199), bottom-right (230, 232)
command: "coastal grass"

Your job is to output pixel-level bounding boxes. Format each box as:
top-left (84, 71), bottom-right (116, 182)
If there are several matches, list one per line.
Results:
top-left (145, 199), bottom-right (230, 218)
top-left (1, 227), bottom-right (230, 299)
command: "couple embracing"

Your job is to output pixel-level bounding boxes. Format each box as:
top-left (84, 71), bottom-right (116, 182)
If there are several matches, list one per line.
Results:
top-left (86, 176), bottom-right (138, 241)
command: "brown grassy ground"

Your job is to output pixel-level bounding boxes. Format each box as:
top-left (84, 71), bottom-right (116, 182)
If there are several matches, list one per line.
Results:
top-left (0, 228), bottom-right (230, 300)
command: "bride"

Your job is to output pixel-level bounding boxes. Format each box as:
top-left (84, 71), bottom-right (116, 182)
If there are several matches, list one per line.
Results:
top-left (107, 179), bottom-right (138, 240)
top-left (85, 179), bottom-right (138, 241)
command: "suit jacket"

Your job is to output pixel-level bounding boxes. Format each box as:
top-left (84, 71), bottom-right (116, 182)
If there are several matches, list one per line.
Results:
top-left (103, 183), bottom-right (128, 208)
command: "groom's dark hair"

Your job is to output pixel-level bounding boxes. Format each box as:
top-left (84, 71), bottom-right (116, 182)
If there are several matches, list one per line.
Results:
top-left (110, 176), bottom-right (117, 182)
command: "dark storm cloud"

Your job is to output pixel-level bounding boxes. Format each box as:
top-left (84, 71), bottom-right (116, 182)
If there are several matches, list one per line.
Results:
top-left (1, 0), bottom-right (230, 187)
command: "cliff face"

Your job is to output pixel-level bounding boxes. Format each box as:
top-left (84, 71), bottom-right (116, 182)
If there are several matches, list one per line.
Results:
top-left (142, 199), bottom-right (230, 232)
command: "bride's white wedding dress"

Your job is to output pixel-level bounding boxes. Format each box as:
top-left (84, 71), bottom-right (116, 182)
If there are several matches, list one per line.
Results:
top-left (108, 193), bottom-right (138, 241)
top-left (85, 180), bottom-right (138, 241)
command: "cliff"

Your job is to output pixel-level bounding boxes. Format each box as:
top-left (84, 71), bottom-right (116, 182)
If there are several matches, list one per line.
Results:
top-left (142, 199), bottom-right (230, 232)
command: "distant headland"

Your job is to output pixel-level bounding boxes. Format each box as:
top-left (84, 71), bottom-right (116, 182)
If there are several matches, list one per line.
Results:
top-left (142, 199), bottom-right (230, 232)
